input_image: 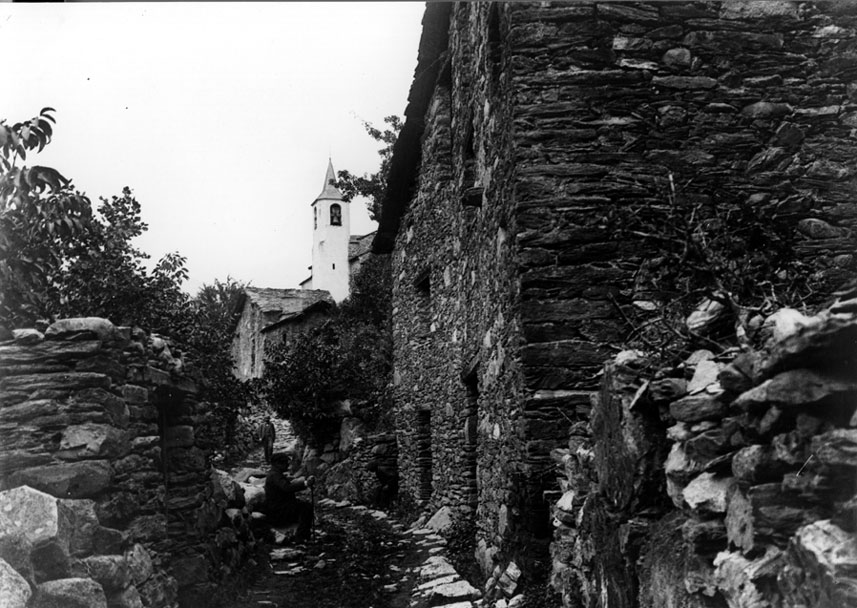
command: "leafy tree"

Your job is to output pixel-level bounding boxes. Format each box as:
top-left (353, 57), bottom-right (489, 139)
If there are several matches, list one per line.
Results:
top-left (1, 108), bottom-right (256, 457)
top-left (185, 277), bottom-right (256, 452)
top-left (334, 115), bottom-right (401, 221)
top-left (0, 109), bottom-right (191, 333)
top-left (260, 255), bottom-right (393, 444)
top-left (0, 108), bottom-right (95, 326)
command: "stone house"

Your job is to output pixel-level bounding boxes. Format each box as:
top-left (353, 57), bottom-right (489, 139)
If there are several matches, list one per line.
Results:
top-left (233, 163), bottom-right (376, 381)
top-left (230, 287), bottom-right (333, 380)
top-left (374, 0), bottom-right (856, 580)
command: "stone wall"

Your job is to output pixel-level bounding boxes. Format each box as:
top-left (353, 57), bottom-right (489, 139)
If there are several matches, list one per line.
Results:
top-left (0, 318), bottom-right (258, 607)
top-left (384, 0), bottom-right (857, 590)
top-left (549, 295), bottom-right (857, 607)
top-left (389, 0), bottom-right (547, 577)
top-left (509, 0), bottom-right (857, 572)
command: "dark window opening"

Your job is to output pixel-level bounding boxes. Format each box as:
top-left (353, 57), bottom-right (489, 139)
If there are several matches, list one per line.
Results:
top-left (332, 263), bottom-right (336, 270)
top-left (416, 410), bottom-right (433, 502)
top-left (463, 120), bottom-right (477, 189)
top-left (488, 4), bottom-right (503, 83)
top-left (314, 207), bottom-right (318, 230)
top-left (414, 269), bottom-right (432, 335)
top-left (330, 204), bottom-right (342, 226)
top-left (463, 365), bottom-right (479, 509)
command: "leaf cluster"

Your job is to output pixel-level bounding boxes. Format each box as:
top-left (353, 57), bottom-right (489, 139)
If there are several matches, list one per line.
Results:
top-left (259, 255), bottom-right (393, 444)
top-left (334, 115), bottom-right (401, 222)
top-left (1, 108), bottom-right (256, 454)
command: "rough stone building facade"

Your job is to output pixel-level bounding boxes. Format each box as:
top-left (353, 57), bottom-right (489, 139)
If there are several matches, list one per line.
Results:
top-left (375, 0), bottom-right (857, 585)
top-left (231, 288), bottom-right (332, 380)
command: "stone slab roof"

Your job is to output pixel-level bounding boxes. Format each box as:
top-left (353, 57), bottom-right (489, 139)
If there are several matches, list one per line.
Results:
top-left (373, 3), bottom-right (451, 253)
top-left (244, 287), bottom-right (333, 315)
top-left (349, 232), bottom-right (377, 261)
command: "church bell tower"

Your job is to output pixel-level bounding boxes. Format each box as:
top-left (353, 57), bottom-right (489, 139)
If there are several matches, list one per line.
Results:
top-left (309, 159), bottom-right (350, 302)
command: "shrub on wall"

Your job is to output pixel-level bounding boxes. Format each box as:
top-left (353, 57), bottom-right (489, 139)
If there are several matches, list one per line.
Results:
top-left (259, 254), bottom-right (393, 445)
top-left (607, 172), bottom-right (834, 362)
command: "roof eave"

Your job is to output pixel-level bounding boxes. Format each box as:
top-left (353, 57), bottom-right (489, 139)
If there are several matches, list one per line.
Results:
top-left (372, 3), bottom-right (451, 254)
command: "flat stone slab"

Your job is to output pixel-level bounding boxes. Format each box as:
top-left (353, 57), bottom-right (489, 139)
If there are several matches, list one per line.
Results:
top-left (426, 580), bottom-right (481, 603)
top-left (0, 557), bottom-right (31, 608)
top-left (419, 556), bottom-right (458, 581)
top-left (269, 547), bottom-right (304, 561)
top-left (417, 574), bottom-right (459, 591)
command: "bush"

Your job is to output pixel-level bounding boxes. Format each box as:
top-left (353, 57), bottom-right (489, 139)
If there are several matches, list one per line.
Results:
top-left (259, 255), bottom-right (393, 446)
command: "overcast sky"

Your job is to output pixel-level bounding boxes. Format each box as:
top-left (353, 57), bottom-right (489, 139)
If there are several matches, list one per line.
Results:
top-left (1, 2), bottom-right (425, 293)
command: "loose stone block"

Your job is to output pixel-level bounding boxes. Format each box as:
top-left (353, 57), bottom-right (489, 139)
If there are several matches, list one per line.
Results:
top-left (682, 473), bottom-right (736, 514)
top-left (0, 557), bottom-right (31, 608)
top-left (0, 486), bottom-right (73, 546)
top-left (779, 519), bottom-right (857, 607)
top-left (79, 555), bottom-right (130, 592)
top-left (58, 424), bottom-right (129, 460)
top-left (124, 544), bottom-right (153, 586)
top-left (45, 317), bottom-right (116, 342)
top-left (7, 461), bottom-right (113, 499)
top-left (669, 394), bottom-right (727, 423)
top-left (33, 577), bottom-right (107, 608)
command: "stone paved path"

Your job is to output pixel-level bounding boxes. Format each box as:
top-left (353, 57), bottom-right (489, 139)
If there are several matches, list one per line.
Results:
top-left (223, 419), bottom-right (482, 608)
top-left (225, 499), bottom-right (481, 608)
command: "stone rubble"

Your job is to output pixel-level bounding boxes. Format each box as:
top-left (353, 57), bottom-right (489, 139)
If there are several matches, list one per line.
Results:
top-left (549, 298), bottom-right (857, 607)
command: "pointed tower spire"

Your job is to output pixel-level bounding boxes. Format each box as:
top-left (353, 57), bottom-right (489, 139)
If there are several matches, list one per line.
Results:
top-left (316, 158), bottom-right (343, 201)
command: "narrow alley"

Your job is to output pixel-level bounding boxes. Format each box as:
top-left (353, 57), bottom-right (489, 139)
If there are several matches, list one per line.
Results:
top-left (223, 422), bottom-right (483, 608)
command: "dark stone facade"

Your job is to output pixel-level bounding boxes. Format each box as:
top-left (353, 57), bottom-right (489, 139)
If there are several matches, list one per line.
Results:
top-left (0, 318), bottom-right (257, 607)
top-left (376, 0), bottom-right (857, 587)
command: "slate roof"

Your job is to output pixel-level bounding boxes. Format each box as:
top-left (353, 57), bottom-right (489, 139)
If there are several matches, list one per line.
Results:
top-left (244, 287), bottom-right (333, 315)
top-left (373, 3), bottom-right (451, 253)
top-left (349, 232), bottom-right (376, 261)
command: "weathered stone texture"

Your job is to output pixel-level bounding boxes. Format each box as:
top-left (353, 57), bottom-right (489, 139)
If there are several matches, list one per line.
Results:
top-left (0, 318), bottom-right (258, 607)
top-left (386, 0), bottom-right (857, 594)
top-left (550, 300), bottom-right (857, 607)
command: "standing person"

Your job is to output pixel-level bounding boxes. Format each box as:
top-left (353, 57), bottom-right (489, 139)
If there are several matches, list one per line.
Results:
top-left (264, 453), bottom-right (315, 542)
top-left (259, 417), bottom-right (276, 464)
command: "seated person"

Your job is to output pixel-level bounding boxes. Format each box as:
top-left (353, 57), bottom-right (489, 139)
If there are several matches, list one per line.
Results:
top-left (264, 452), bottom-right (315, 541)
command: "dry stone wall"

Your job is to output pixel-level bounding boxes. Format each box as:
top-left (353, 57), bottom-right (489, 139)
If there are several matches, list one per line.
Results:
top-left (549, 295), bottom-right (857, 608)
top-left (511, 1), bottom-right (857, 380)
top-left (0, 318), bottom-right (258, 607)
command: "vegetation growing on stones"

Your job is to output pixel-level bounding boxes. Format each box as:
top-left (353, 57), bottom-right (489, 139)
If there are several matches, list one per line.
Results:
top-left (334, 115), bottom-right (401, 222)
top-left (258, 254), bottom-right (393, 445)
top-left (608, 172), bottom-right (832, 360)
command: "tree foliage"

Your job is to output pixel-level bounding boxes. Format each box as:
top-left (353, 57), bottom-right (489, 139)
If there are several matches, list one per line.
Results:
top-left (0, 109), bottom-right (192, 333)
top-left (334, 115), bottom-right (401, 222)
top-left (1, 109), bottom-right (255, 451)
top-left (260, 254), bottom-right (393, 444)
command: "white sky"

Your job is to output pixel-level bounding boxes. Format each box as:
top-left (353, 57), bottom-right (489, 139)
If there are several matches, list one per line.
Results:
top-left (1, 2), bottom-right (425, 293)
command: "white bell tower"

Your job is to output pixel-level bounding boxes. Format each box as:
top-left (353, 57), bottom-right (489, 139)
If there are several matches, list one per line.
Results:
top-left (309, 159), bottom-right (350, 302)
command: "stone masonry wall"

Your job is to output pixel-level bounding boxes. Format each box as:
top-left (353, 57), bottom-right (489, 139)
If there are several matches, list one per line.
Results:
top-left (549, 294), bottom-right (857, 608)
top-left (391, 0), bottom-right (551, 581)
top-left (390, 0), bottom-right (857, 595)
top-left (511, 0), bottom-right (857, 392)
top-left (0, 318), bottom-right (258, 607)
top-left (504, 0), bottom-right (857, 587)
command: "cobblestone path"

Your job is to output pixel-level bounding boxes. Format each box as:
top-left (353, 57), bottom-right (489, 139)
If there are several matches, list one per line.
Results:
top-left (224, 420), bottom-right (481, 608)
